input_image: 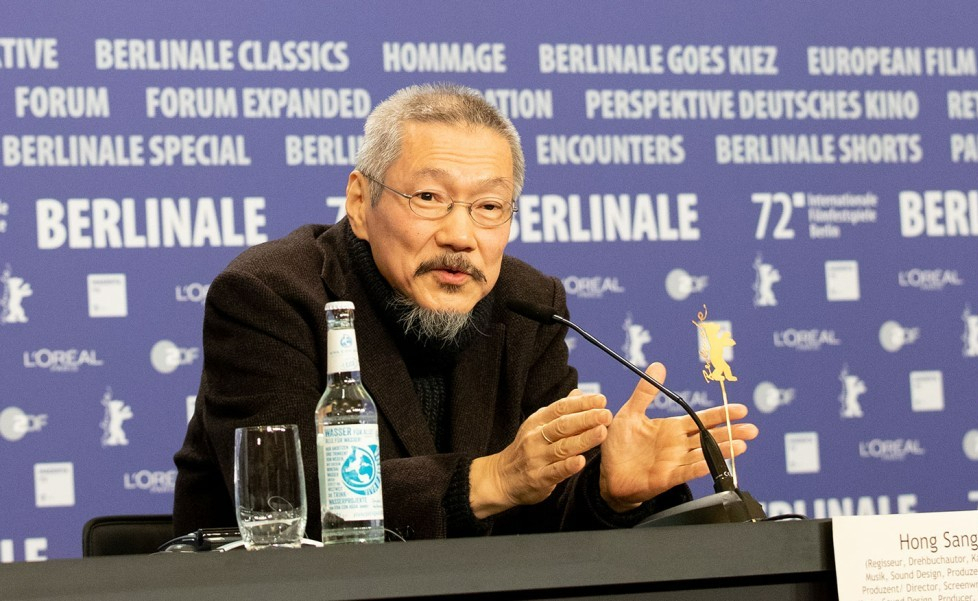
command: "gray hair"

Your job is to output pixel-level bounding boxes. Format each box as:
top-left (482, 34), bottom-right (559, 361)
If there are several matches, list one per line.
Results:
top-left (355, 83), bottom-right (525, 205)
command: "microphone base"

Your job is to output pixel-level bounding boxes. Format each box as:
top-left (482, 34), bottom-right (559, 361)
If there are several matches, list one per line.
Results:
top-left (633, 489), bottom-right (767, 528)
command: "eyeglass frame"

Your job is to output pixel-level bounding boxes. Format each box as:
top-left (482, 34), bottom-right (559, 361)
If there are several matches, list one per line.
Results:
top-left (360, 172), bottom-right (518, 228)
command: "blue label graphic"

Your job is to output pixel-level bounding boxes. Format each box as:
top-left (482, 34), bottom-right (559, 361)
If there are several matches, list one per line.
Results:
top-left (340, 444), bottom-right (380, 496)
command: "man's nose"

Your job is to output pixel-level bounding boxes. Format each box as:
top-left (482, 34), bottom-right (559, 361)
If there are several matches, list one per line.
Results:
top-left (433, 205), bottom-right (477, 251)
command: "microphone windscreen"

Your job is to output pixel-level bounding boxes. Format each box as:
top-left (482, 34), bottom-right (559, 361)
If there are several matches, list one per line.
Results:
top-left (506, 299), bottom-right (558, 324)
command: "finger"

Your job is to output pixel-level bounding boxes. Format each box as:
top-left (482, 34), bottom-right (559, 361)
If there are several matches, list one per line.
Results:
top-left (695, 404), bottom-right (749, 429)
top-left (707, 422), bottom-right (759, 444)
top-left (717, 439), bottom-right (748, 459)
top-left (539, 454), bottom-right (587, 486)
top-left (531, 393), bottom-right (607, 426)
top-left (684, 439), bottom-right (749, 463)
top-left (543, 407), bottom-right (613, 442)
top-left (619, 362), bottom-right (667, 416)
top-left (677, 427), bottom-right (753, 457)
top-left (549, 424), bottom-right (608, 460)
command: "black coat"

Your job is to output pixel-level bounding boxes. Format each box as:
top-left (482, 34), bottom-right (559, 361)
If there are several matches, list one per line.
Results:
top-left (173, 221), bottom-right (689, 539)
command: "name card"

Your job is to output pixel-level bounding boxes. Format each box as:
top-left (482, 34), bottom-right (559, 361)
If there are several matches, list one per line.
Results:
top-left (833, 510), bottom-right (978, 600)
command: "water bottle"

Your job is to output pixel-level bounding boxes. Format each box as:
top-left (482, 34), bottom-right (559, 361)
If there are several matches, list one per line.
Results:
top-left (315, 301), bottom-right (385, 544)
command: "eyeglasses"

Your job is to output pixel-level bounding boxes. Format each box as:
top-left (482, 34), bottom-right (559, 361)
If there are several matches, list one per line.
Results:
top-left (361, 173), bottom-right (518, 228)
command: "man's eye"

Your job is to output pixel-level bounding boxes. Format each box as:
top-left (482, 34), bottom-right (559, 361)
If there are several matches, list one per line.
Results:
top-left (476, 200), bottom-right (505, 212)
top-left (415, 191), bottom-right (443, 204)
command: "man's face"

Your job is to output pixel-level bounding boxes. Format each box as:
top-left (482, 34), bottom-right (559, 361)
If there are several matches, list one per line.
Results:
top-left (347, 121), bottom-right (515, 314)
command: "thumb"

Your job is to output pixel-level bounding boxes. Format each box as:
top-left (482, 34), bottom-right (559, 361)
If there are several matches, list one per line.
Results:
top-left (619, 362), bottom-right (667, 416)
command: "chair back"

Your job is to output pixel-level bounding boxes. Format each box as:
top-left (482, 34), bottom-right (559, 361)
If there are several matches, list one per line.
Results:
top-left (82, 514), bottom-right (174, 557)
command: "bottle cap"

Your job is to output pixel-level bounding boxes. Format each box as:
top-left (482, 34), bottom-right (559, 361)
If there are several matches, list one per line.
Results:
top-left (325, 300), bottom-right (355, 311)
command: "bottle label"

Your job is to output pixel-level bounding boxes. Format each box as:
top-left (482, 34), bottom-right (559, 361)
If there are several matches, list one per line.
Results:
top-left (319, 424), bottom-right (383, 521)
top-left (326, 329), bottom-right (360, 374)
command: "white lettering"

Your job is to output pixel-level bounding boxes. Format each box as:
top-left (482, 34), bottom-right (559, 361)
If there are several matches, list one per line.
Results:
top-left (727, 45), bottom-right (779, 75)
top-left (716, 134), bottom-right (836, 164)
top-left (951, 133), bottom-right (978, 162)
top-left (94, 38), bottom-right (235, 70)
top-left (665, 45), bottom-right (725, 74)
top-left (3, 135), bottom-right (145, 167)
top-left (863, 90), bottom-right (919, 119)
top-left (539, 43), bottom-right (665, 74)
top-left (35, 197), bottom-right (268, 249)
top-left (585, 89), bottom-right (736, 120)
top-left (537, 134), bottom-right (684, 165)
top-left (123, 469), bottom-right (177, 493)
top-left (925, 47), bottom-right (978, 76)
top-left (481, 89), bottom-right (553, 119)
top-left (15, 87), bottom-right (110, 118)
top-left (512, 193), bottom-right (699, 243)
top-left (285, 135), bottom-right (363, 166)
top-left (24, 538), bottom-right (47, 562)
top-left (237, 40), bottom-right (348, 72)
top-left (807, 46), bottom-right (923, 76)
top-left (772, 328), bottom-right (841, 351)
top-left (837, 134), bottom-right (922, 163)
top-left (0, 538), bottom-right (49, 563)
top-left (900, 190), bottom-right (978, 237)
top-left (147, 135), bottom-right (250, 166)
top-left (738, 89), bottom-right (862, 120)
top-left (175, 282), bottom-right (210, 303)
top-left (948, 90), bottom-right (978, 119)
top-left (383, 42), bottom-right (506, 73)
top-left (241, 87), bottom-right (370, 118)
top-left (763, 494), bottom-right (917, 519)
top-left (0, 38), bottom-right (58, 69)
top-left (146, 87), bottom-right (237, 118)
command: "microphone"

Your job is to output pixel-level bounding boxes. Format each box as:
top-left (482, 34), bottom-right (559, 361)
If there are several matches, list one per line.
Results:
top-left (507, 299), bottom-right (766, 526)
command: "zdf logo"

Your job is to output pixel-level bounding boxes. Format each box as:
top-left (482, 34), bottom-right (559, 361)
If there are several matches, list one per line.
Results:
top-left (0, 407), bottom-right (48, 442)
top-left (664, 268), bottom-right (707, 301)
top-left (150, 340), bottom-right (200, 374)
top-left (879, 320), bottom-right (920, 353)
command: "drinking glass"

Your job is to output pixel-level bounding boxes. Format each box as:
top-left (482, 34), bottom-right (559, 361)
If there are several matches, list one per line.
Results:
top-left (234, 424), bottom-right (307, 550)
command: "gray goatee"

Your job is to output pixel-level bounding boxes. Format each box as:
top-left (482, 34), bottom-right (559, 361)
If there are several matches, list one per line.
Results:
top-left (389, 292), bottom-right (472, 345)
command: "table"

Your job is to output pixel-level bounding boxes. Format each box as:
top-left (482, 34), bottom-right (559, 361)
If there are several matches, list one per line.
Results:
top-left (0, 518), bottom-right (837, 600)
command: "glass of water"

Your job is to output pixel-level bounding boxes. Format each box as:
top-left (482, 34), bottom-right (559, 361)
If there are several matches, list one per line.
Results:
top-left (234, 424), bottom-right (307, 550)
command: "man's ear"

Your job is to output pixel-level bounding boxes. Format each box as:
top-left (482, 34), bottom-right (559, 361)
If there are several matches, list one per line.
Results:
top-left (345, 171), bottom-right (369, 241)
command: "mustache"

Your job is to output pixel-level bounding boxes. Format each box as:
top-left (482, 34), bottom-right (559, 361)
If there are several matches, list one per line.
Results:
top-left (415, 253), bottom-right (488, 283)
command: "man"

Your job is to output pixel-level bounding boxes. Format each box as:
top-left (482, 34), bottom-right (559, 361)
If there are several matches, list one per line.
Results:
top-left (173, 83), bottom-right (757, 539)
